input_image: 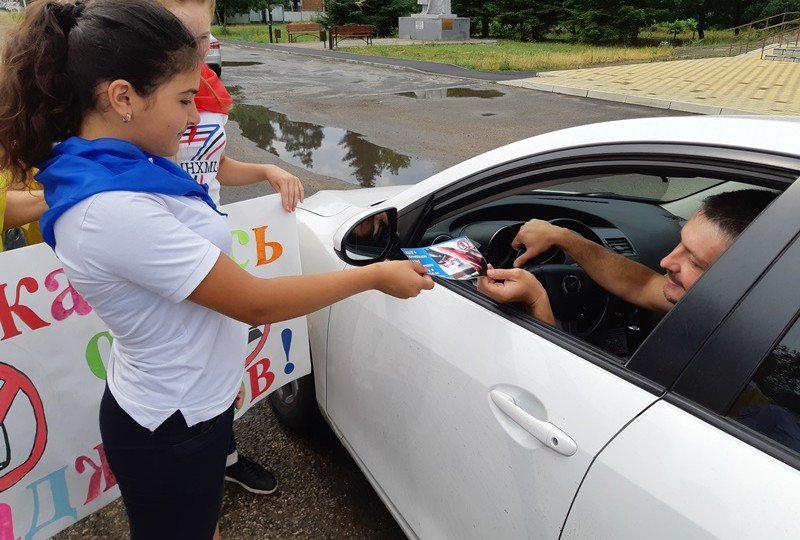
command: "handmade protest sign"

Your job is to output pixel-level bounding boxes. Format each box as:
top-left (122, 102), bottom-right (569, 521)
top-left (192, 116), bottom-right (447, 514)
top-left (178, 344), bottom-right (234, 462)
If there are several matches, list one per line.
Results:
top-left (0, 194), bottom-right (309, 539)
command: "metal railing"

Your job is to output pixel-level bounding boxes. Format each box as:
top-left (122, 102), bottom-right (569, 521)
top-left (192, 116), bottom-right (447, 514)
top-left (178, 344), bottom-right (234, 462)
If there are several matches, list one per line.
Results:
top-left (728, 12), bottom-right (800, 58)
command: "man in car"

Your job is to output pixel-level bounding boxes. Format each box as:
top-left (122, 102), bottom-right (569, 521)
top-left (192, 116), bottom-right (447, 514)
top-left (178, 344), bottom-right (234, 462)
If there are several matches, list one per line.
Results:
top-left (477, 189), bottom-right (778, 326)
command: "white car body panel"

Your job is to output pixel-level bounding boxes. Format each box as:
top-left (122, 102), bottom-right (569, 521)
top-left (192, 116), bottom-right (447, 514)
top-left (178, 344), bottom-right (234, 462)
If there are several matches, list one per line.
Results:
top-left (293, 116), bottom-right (800, 539)
top-left (325, 284), bottom-right (657, 538)
top-left (299, 185), bottom-right (411, 217)
top-left (563, 400), bottom-right (800, 539)
top-left (383, 116), bottom-right (800, 214)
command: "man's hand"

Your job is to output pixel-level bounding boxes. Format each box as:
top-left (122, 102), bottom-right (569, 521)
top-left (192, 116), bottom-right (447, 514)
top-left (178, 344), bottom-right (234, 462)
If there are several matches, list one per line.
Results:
top-left (477, 266), bottom-right (556, 325)
top-left (264, 165), bottom-right (304, 212)
top-left (512, 219), bottom-right (565, 267)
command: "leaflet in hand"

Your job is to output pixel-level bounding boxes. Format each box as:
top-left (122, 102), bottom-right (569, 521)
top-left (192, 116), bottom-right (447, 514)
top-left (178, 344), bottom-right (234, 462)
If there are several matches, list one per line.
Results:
top-left (402, 237), bottom-right (487, 280)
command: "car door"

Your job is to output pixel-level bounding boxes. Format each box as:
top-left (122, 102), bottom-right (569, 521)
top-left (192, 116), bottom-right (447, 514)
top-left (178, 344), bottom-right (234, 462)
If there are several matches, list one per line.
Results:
top-left (325, 144), bottom-right (800, 539)
top-left (323, 148), bottom-right (742, 539)
top-left (562, 181), bottom-right (800, 539)
top-left (326, 277), bottom-right (661, 539)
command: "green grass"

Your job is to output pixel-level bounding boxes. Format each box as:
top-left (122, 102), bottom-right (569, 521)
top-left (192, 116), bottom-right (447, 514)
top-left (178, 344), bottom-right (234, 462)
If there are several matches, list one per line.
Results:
top-left (211, 23), bottom-right (323, 44)
top-left (636, 26), bottom-right (759, 47)
top-left (0, 10), bottom-right (21, 28)
top-left (344, 41), bottom-right (675, 72)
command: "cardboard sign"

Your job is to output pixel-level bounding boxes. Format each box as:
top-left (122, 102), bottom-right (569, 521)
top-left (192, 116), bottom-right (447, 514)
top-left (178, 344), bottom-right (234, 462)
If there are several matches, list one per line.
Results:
top-left (0, 194), bottom-right (309, 539)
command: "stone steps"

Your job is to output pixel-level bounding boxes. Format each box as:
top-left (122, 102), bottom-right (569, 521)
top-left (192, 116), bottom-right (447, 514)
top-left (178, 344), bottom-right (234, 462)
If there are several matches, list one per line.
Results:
top-left (764, 45), bottom-right (800, 61)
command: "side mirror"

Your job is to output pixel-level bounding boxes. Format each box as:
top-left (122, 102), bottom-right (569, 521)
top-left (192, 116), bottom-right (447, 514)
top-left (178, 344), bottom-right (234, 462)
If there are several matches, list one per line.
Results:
top-left (333, 207), bottom-right (398, 266)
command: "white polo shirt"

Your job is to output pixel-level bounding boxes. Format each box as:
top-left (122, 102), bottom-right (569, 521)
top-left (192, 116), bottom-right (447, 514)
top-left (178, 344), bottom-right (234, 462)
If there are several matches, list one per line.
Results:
top-left (54, 191), bottom-right (246, 430)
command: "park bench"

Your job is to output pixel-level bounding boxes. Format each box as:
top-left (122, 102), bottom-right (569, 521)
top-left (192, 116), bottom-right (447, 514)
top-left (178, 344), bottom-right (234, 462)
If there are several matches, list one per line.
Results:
top-left (331, 25), bottom-right (374, 48)
top-left (286, 22), bottom-right (324, 43)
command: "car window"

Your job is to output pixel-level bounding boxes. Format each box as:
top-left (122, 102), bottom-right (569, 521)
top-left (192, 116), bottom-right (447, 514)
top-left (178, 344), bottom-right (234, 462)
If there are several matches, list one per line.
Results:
top-left (728, 315), bottom-right (800, 454)
top-left (540, 173), bottom-right (724, 203)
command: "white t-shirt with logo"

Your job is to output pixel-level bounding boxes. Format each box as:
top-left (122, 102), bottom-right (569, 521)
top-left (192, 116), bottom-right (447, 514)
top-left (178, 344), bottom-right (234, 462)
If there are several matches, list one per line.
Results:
top-left (54, 191), bottom-right (247, 430)
top-left (177, 111), bottom-right (228, 206)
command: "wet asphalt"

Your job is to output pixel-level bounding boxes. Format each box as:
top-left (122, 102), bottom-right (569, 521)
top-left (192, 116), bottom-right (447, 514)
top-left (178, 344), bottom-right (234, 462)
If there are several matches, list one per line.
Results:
top-left (52, 42), bottom-right (680, 540)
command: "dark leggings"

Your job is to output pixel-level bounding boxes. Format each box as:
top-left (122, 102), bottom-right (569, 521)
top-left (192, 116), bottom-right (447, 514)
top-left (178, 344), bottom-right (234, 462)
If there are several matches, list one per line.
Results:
top-left (99, 386), bottom-right (234, 540)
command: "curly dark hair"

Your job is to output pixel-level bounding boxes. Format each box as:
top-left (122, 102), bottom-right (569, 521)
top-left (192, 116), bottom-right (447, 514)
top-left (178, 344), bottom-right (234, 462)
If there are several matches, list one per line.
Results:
top-left (0, 0), bottom-right (200, 187)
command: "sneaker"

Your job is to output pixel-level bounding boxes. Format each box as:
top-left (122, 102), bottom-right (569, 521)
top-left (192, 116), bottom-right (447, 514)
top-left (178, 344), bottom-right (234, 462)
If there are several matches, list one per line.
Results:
top-left (225, 456), bottom-right (278, 495)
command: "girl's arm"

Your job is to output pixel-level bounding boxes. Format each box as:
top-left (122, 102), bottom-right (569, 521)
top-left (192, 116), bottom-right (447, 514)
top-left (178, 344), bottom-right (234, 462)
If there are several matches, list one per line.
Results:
top-left (4, 190), bottom-right (47, 228)
top-left (217, 154), bottom-right (304, 212)
top-left (188, 253), bottom-right (434, 326)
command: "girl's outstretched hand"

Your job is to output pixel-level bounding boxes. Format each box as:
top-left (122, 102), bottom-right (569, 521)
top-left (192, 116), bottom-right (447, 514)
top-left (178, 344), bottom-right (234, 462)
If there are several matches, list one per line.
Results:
top-left (371, 261), bottom-right (435, 299)
top-left (265, 165), bottom-right (304, 212)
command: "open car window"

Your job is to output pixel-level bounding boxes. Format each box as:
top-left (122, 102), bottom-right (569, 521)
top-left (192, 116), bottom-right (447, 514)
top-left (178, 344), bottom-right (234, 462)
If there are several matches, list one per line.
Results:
top-left (417, 169), bottom-right (782, 368)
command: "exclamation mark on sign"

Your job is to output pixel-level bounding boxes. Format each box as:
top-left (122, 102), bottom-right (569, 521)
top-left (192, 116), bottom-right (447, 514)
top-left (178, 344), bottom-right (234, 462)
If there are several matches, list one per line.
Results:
top-left (281, 328), bottom-right (295, 374)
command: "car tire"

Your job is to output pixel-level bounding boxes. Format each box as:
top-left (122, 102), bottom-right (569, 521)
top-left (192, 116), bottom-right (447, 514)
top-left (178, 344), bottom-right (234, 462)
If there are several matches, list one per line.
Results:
top-left (211, 65), bottom-right (221, 78)
top-left (268, 373), bottom-right (324, 433)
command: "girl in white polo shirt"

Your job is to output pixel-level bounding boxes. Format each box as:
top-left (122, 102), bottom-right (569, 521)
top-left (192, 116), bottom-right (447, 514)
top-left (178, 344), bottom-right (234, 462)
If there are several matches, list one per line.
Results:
top-left (0, 1), bottom-right (433, 539)
top-left (167, 0), bottom-right (302, 496)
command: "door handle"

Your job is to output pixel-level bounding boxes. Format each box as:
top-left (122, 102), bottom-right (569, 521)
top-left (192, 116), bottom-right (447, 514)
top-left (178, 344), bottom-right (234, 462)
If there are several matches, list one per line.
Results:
top-left (490, 390), bottom-right (577, 456)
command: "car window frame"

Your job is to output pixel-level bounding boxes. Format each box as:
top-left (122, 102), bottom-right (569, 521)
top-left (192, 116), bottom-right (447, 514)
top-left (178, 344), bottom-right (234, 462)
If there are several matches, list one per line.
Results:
top-left (663, 191), bottom-right (800, 470)
top-left (394, 143), bottom-right (800, 397)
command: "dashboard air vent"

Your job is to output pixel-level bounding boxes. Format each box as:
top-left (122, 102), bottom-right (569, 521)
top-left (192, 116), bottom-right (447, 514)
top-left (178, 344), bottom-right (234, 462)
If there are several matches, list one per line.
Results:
top-left (605, 237), bottom-right (636, 255)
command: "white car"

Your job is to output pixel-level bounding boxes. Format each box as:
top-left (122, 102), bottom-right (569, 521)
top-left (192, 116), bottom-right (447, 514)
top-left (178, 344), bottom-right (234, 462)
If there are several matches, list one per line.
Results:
top-left (271, 116), bottom-right (800, 539)
top-left (205, 34), bottom-right (221, 77)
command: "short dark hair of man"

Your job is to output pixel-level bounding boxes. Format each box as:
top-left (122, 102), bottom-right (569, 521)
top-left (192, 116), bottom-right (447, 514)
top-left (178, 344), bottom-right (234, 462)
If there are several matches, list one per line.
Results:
top-left (699, 189), bottom-right (778, 242)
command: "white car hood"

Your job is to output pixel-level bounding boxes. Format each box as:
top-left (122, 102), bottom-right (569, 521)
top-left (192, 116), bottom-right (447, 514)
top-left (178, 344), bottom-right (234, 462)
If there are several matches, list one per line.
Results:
top-left (298, 185), bottom-right (413, 217)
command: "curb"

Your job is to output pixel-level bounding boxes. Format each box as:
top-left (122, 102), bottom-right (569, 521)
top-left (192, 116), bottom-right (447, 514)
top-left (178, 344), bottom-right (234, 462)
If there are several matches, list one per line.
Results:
top-left (497, 78), bottom-right (760, 116)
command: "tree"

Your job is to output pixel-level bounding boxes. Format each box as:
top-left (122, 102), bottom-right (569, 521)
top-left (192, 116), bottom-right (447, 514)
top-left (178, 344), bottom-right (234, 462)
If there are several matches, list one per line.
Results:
top-left (321, 0), bottom-right (416, 36)
top-left (452, 0), bottom-right (497, 39)
top-left (572, 1), bottom-right (648, 44)
top-left (758, 0), bottom-right (800, 20)
top-left (487, 0), bottom-right (563, 41)
top-left (215, 0), bottom-right (287, 28)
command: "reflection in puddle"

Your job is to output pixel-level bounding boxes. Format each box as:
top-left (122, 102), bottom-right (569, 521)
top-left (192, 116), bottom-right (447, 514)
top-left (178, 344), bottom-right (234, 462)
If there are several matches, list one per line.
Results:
top-left (228, 103), bottom-right (439, 188)
top-left (222, 61), bottom-right (263, 67)
top-left (397, 87), bottom-right (504, 99)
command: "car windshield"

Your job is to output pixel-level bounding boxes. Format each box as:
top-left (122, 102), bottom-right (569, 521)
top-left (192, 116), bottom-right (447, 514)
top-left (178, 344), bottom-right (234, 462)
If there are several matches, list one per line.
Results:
top-left (536, 173), bottom-right (725, 203)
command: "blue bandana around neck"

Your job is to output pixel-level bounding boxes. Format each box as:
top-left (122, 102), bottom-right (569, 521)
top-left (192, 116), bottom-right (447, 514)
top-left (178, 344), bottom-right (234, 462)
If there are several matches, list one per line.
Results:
top-left (36, 137), bottom-right (222, 249)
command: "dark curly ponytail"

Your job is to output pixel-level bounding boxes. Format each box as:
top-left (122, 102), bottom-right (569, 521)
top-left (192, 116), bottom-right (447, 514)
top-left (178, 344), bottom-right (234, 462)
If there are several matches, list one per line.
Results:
top-left (0, 0), bottom-right (200, 187)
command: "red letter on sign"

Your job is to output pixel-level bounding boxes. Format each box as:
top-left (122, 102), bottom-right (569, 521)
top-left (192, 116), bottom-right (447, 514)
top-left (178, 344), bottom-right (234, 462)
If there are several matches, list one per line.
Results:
top-left (247, 358), bottom-right (275, 401)
top-left (75, 444), bottom-right (117, 505)
top-left (252, 226), bottom-right (283, 267)
top-left (0, 278), bottom-right (50, 341)
top-left (45, 269), bottom-right (93, 321)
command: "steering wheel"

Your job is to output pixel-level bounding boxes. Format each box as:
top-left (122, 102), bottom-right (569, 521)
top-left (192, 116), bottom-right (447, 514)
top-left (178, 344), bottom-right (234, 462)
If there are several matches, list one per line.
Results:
top-left (525, 262), bottom-right (609, 337)
top-left (520, 219), bottom-right (610, 337)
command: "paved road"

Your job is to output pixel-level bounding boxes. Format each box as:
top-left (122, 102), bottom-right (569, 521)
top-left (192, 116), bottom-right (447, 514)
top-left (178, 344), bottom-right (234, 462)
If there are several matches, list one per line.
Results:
top-left (55, 43), bottom-right (680, 539)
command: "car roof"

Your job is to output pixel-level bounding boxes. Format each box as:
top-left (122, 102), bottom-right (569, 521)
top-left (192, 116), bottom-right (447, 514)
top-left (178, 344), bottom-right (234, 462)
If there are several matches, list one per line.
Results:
top-left (391, 115), bottom-right (800, 208)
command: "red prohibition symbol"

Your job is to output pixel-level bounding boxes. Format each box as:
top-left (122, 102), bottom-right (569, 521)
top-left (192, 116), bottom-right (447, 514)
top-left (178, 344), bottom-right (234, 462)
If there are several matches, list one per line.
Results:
top-left (0, 363), bottom-right (48, 492)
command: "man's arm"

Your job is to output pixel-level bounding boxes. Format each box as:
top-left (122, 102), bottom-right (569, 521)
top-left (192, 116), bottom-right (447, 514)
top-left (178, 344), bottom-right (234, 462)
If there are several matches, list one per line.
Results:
top-left (477, 267), bottom-right (557, 326)
top-left (514, 220), bottom-right (673, 312)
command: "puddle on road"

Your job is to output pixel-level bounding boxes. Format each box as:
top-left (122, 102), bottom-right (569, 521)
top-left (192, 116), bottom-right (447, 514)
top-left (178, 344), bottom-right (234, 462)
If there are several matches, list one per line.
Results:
top-left (222, 61), bottom-right (263, 67)
top-left (396, 87), bottom-right (504, 99)
top-left (228, 103), bottom-right (439, 188)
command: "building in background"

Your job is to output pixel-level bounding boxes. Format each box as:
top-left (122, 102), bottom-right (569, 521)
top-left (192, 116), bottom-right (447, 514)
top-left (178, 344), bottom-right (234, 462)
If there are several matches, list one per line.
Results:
top-left (225, 1), bottom-right (325, 24)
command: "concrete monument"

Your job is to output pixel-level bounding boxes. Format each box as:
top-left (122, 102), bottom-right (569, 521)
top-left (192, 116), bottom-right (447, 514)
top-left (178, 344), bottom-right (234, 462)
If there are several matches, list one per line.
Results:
top-left (398, 0), bottom-right (469, 41)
